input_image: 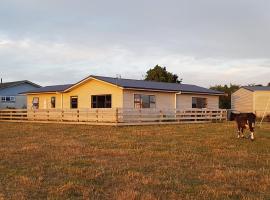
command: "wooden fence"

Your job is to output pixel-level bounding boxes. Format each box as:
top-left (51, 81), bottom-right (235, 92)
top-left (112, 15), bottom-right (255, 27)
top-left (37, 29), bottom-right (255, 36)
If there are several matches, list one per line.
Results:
top-left (0, 108), bottom-right (227, 125)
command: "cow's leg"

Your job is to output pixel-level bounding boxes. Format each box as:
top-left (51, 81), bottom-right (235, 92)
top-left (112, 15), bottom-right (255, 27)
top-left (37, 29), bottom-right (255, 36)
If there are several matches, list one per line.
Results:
top-left (237, 126), bottom-right (241, 138)
top-left (249, 122), bottom-right (255, 141)
top-left (241, 128), bottom-right (245, 138)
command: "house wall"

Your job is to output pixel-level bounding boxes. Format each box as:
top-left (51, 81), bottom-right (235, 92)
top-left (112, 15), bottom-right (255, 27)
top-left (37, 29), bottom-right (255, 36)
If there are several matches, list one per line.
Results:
top-left (0, 96), bottom-right (27, 109)
top-left (176, 94), bottom-right (219, 109)
top-left (254, 91), bottom-right (270, 117)
top-left (27, 93), bottom-right (62, 109)
top-left (27, 79), bottom-right (123, 109)
top-left (0, 83), bottom-right (40, 109)
top-left (231, 88), bottom-right (254, 113)
top-left (123, 89), bottom-right (176, 109)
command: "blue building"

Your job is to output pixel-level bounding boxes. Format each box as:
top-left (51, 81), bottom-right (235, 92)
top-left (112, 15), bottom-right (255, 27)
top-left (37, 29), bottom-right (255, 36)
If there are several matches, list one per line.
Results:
top-left (0, 80), bottom-right (41, 109)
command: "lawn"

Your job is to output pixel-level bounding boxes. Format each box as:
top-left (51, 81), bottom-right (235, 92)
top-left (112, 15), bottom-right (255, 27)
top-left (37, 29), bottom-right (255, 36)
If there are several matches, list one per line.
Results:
top-left (0, 122), bottom-right (269, 200)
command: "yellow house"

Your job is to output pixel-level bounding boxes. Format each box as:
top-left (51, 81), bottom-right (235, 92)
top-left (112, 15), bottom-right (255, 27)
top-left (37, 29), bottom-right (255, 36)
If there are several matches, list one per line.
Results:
top-left (232, 86), bottom-right (270, 117)
top-left (23, 75), bottom-right (224, 110)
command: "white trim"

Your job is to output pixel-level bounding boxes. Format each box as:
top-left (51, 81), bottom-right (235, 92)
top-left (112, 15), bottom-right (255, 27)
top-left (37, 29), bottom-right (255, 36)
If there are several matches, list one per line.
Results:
top-left (64, 76), bottom-right (123, 92)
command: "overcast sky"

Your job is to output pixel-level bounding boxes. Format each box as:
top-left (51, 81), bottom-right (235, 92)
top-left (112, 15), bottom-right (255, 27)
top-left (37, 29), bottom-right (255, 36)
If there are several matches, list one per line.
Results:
top-left (0, 0), bottom-right (269, 87)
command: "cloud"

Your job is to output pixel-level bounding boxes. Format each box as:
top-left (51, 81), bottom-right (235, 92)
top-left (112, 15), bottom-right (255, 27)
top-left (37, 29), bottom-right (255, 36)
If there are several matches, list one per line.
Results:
top-left (0, 0), bottom-right (269, 86)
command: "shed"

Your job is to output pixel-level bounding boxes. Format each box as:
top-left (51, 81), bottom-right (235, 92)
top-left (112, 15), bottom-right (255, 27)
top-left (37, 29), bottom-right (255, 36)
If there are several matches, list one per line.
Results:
top-left (231, 86), bottom-right (270, 117)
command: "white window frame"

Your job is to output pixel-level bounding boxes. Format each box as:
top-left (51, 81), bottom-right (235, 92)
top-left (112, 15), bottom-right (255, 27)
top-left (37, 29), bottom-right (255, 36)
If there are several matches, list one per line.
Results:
top-left (134, 94), bottom-right (156, 109)
top-left (1, 96), bottom-right (16, 102)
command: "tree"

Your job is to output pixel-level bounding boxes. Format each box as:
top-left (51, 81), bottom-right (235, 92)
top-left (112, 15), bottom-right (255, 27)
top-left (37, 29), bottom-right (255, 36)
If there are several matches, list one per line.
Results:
top-left (145, 65), bottom-right (182, 83)
top-left (210, 84), bottom-right (240, 109)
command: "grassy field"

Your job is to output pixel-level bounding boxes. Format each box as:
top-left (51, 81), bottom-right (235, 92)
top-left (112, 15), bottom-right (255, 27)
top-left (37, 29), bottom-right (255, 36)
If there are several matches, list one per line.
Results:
top-left (0, 122), bottom-right (269, 200)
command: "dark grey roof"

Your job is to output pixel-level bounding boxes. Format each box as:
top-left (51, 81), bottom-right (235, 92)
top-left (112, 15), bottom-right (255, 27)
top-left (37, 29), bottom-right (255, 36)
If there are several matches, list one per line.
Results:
top-left (242, 86), bottom-right (270, 92)
top-left (22, 75), bottom-right (224, 95)
top-left (23, 84), bottom-right (73, 93)
top-left (92, 75), bottom-right (224, 94)
top-left (0, 80), bottom-right (41, 90)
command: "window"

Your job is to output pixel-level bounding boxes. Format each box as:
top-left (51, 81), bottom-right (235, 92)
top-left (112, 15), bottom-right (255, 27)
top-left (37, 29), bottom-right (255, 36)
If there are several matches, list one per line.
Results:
top-left (192, 97), bottom-right (207, 108)
top-left (70, 96), bottom-right (78, 109)
top-left (51, 97), bottom-right (56, 108)
top-left (134, 94), bottom-right (156, 109)
top-left (1, 96), bottom-right (16, 102)
top-left (32, 97), bottom-right (39, 109)
top-left (91, 95), bottom-right (112, 108)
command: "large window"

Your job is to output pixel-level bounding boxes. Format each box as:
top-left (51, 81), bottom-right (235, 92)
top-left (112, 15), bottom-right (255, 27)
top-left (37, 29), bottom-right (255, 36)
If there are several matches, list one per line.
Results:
top-left (51, 97), bottom-right (56, 108)
top-left (192, 97), bottom-right (207, 108)
top-left (134, 94), bottom-right (156, 109)
top-left (1, 96), bottom-right (16, 102)
top-left (70, 96), bottom-right (78, 109)
top-left (32, 97), bottom-right (39, 109)
top-left (91, 95), bottom-right (112, 108)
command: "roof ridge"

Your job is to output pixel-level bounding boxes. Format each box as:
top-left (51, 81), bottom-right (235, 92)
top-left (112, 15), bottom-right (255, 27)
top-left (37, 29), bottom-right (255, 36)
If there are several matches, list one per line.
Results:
top-left (92, 75), bottom-right (183, 85)
top-left (43, 83), bottom-right (74, 87)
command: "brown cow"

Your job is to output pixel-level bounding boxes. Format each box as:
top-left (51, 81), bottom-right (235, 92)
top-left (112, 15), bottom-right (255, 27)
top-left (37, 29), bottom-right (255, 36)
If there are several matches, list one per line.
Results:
top-left (230, 112), bottom-right (256, 141)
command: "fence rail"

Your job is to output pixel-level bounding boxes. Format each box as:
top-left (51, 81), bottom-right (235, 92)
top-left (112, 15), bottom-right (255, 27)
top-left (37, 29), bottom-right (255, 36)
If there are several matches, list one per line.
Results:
top-left (0, 108), bottom-right (227, 125)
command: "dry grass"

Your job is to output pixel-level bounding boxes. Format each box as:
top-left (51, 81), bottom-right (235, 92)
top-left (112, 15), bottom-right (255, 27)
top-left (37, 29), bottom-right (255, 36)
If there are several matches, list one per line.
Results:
top-left (0, 122), bottom-right (269, 200)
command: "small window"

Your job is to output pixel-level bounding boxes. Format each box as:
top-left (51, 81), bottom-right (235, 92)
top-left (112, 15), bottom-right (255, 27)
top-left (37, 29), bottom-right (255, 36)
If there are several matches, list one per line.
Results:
top-left (70, 96), bottom-right (78, 109)
top-left (32, 97), bottom-right (39, 109)
top-left (150, 96), bottom-right (156, 108)
top-left (192, 97), bottom-right (207, 108)
top-left (91, 95), bottom-right (112, 108)
top-left (134, 94), bottom-right (156, 109)
top-left (134, 94), bottom-right (141, 109)
top-left (1, 96), bottom-right (15, 102)
top-left (51, 97), bottom-right (56, 108)
top-left (10, 96), bottom-right (16, 102)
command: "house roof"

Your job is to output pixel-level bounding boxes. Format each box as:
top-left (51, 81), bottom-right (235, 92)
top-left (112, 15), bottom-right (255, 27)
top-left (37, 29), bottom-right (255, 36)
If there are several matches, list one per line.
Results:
top-left (23, 75), bottom-right (224, 95)
top-left (91, 75), bottom-right (224, 95)
top-left (0, 80), bottom-right (41, 90)
top-left (23, 84), bottom-right (73, 93)
top-left (242, 86), bottom-right (270, 92)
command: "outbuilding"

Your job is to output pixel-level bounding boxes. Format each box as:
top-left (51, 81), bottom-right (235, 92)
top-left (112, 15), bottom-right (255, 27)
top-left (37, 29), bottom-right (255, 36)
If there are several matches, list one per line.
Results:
top-left (231, 86), bottom-right (270, 117)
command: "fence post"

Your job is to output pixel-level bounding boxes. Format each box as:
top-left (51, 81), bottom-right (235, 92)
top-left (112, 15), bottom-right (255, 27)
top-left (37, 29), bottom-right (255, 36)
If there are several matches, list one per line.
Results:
top-left (47, 109), bottom-right (50, 121)
top-left (61, 110), bottom-right (64, 121)
top-left (96, 109), bottom-right (98, 123)
top-left (139, 109), bottom-right (142, 123)
top-left (115, 108), bottom-right (119, 124)
top-left (77, 109), bottom-right (80, 122)
top-left (33, 109), bottom-right (36, 121)
top-left (159, 110), bottom-right (163, 122)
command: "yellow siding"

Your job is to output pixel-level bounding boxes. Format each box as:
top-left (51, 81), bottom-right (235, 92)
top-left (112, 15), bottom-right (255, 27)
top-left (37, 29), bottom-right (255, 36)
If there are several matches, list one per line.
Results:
top-left (123, 90), bottom-right (175, 109)
top-left (62, 79), bottom-right (123, 109)
top-left (27, 93), bottom-right (62, 109)
top-left (27, 79), bottom-right (123, 109)
top-left (254, 91), bottom-right (270, 117)
top-left (231, 88), bottom-right (253, 112)
top-left (176, 94), bottom-right (219, 109)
